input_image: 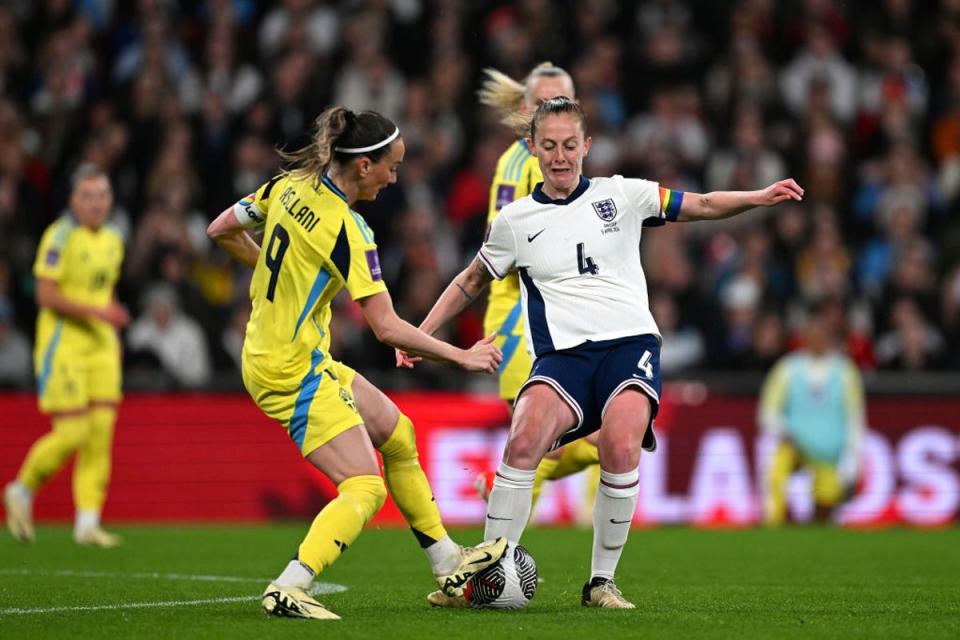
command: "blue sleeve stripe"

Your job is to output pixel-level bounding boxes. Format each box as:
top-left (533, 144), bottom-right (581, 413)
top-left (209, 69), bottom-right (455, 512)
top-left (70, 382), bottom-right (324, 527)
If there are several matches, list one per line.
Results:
top-left (511, 149), bottom-right (531, 182)
top-left (504, 145), bottom-right (527, 183)
top-left (350, 211), bottom-right (374, 244)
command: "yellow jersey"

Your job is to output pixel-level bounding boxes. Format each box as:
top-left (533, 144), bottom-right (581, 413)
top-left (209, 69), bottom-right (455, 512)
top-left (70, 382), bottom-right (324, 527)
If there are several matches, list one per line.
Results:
top-left (482, 139), bottom-right (541, 345)
top-left (235, 173), bottom-right (387, 390)
top-left (33, 215), bottom-right (124, 359)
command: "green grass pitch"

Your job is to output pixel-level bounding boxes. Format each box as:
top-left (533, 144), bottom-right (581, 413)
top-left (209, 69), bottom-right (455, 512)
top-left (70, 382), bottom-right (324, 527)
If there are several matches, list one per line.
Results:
top-left (1, 525), bottom-right (957, 639)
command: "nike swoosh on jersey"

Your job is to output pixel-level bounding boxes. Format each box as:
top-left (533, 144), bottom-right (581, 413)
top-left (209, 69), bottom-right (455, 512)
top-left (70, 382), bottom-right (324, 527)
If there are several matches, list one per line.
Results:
top-left (527, 229), bottom-right (546, 242)
top-left (609, 518), bottom-right (632, 524)
top-left (486, 514), bottom-right (513, 521)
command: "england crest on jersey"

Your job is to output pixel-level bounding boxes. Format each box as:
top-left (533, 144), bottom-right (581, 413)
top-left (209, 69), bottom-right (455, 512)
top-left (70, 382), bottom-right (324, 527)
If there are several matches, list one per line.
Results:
top-left (592, 198), bottom-right (617, 221)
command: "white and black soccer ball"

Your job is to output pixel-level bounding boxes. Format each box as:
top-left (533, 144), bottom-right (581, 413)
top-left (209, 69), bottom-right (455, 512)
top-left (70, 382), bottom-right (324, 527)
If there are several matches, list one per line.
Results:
top-left (464, 544), bottom-right (538, 609)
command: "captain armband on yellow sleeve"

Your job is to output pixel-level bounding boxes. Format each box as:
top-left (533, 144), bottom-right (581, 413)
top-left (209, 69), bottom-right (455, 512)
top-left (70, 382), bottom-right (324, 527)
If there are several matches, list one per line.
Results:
top-left (233, 193), bottom-right (266, 230)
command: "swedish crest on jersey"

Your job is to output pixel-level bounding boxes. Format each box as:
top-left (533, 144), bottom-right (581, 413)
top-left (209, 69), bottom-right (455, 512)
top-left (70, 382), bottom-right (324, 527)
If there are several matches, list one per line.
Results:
top-left (591, 198), bottom-right (617, 221)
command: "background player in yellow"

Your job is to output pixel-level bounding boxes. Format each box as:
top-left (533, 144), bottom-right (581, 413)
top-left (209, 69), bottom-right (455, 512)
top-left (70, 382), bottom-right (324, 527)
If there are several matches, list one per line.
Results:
top-left (4, 165), bottom-right (129, 548)
top-left (759, 301), bottom-right (865, 525)
top-left (473, 62), bottom-right (601, 517)
top-left (207, 107), bottom-right (506, 620)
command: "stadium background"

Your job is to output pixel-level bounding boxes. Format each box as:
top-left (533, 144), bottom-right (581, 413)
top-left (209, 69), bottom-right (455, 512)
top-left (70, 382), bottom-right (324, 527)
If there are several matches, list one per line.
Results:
top-left (0, 0), bottom-right (958, 526)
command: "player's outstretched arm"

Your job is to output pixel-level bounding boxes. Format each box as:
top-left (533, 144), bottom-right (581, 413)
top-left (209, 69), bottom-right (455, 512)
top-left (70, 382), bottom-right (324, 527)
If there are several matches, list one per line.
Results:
top-left (207, 205), bottom-right (261, 268)
top-left (422, 257), bottom-right (494, 335)
top-left (395, 257), bottom-right (495, 368)
top-left (36, 278), bottom-right (129, 328)
top-left (359, 290), bottom-right (502, 373)
top-left (676, 179), bottom-right (803, 222)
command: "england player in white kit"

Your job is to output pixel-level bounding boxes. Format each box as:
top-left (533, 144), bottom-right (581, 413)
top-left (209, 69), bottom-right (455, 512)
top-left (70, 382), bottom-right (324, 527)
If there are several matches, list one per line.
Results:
top-left (406, 97), bottom-right (804, 609)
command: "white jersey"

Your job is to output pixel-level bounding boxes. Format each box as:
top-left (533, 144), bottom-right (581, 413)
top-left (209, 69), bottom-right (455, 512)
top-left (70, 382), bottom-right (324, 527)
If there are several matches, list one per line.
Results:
top-left (478, 175), bottom-right (682, 357)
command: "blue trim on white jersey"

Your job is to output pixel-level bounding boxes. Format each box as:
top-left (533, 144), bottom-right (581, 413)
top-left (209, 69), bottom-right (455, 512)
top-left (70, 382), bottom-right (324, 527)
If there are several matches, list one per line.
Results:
top-left (292, 267), bottom-right (331, 341)
top-left (531, 176), bottom-right (590, 205)
top-left (518, 267), bottom-right (554, 356)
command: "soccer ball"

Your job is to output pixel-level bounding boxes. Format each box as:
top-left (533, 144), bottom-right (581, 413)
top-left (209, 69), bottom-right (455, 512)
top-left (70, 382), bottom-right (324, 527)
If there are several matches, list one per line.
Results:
top-left (464, 544), bottom-right (538, 609)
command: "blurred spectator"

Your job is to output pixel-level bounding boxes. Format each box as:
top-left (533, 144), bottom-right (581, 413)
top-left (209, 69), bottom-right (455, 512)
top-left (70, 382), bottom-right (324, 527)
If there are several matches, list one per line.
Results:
top-left (127, 283), bottom-right (212, 388)
top-left (780, 22), bottom-right (857, 124)
top-left (650, 290), bottom-right (705, 374)
top-left (0, 298), bottom-right (31, 389)
top-left (258, 0), bottom-right (340, 60)
top-left (875, 298), bottom-right (947, 370)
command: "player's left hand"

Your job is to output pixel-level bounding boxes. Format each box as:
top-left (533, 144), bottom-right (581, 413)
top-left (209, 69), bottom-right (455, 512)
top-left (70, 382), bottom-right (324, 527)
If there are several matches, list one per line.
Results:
top-left (395, 348), bottom-right (422, 369)
top-left (758, 179), bottom-right (804, 206)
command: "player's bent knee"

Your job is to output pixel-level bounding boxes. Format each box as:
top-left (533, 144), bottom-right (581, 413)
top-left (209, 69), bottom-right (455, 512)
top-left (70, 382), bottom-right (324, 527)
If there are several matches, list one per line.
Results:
top-left (377, 414), bottom-right (418, 461)
top-left (337, 474), bottom-right (387, 522)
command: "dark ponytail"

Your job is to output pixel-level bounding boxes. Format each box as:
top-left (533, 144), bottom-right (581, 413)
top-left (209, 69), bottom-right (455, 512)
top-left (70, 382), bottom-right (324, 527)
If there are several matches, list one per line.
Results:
top-left (278, 107), bottom-right (399, 183)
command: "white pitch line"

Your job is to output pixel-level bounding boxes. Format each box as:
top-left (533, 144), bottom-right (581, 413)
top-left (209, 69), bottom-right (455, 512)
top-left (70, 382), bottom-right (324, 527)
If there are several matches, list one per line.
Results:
top-left (0, 595), bottom-right (257, 616)
top-left (0, 569), bottom-right (266, 584)
top-left (0, 569), bottom-right (348, 616)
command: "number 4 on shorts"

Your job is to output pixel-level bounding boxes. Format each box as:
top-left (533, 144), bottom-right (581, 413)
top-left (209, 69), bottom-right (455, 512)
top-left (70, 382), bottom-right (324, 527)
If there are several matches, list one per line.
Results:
top-left (637, 350), bottom-right (653, 379)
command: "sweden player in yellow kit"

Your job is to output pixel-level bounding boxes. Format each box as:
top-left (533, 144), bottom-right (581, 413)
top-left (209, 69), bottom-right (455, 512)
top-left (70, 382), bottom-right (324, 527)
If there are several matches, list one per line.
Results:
top-left (207, 107), bottom-right (507, 620)
top-left (5, 166), bottom-right (129, 548)
top-left (474, 63), bottom-right (602, 513)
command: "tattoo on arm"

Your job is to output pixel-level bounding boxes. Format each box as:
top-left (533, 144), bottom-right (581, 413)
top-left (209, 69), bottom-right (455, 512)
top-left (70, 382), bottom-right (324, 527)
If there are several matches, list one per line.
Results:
top-left (455, 283), bottom-right (474, 302)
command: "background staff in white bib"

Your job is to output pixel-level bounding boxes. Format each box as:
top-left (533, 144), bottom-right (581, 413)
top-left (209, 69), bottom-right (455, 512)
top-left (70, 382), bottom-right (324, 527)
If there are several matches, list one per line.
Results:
top-left (402, 97), bottom-right (803, 609)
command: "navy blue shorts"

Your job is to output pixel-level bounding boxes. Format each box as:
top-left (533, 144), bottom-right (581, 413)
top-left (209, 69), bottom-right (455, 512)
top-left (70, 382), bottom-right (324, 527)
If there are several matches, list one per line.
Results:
top-left (517, 334), bottom-right (661, 451)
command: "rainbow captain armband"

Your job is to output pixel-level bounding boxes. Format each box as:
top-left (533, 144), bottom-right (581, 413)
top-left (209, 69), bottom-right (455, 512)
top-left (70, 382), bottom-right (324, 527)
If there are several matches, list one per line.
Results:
top-left (658, 187), bottom-right (684, 222)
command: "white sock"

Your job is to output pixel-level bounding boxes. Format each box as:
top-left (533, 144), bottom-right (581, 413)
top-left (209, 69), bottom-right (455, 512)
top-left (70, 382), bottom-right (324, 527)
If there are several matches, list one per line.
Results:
top-left (591, 469), bottom-right (639, 580)
top-left (484, 463), bottom-right (536, 544)
top-left (275, 559), bottom-right (315, 589)
top-left (74, 510), bottom-right (99, 535)
top-left (9, 481), bottom-right (33, 504)
top-left (425, 535), bottom-right (460, 575)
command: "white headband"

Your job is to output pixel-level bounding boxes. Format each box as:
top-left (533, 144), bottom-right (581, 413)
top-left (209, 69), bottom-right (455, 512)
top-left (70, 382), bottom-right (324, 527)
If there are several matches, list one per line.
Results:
top-left (334, 127), bottom-right (400, 153)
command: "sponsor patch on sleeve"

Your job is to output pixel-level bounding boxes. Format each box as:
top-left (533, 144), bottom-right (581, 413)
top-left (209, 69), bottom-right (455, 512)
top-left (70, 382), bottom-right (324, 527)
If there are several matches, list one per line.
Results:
top-left (45, 249), bottom-right (60, 265)
top-left (495, 185), bottom-right (516, 211)
top-left (365, 249), bottom-right (383, 282)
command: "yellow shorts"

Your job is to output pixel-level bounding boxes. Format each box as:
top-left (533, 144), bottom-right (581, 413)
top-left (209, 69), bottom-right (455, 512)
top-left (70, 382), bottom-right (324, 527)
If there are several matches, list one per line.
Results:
top-left (772, 441), bottom-right (843, 507)
top-left (243, 354), bottom-right (362, 457)
top-left (35, 335), bottom-right (122, 414)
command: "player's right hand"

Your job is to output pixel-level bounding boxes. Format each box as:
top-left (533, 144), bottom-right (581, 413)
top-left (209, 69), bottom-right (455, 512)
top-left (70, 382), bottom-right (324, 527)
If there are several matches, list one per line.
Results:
top-left (459, 333), bottom-right (503, 374)
top-left (98, 302), bottom-right (130, 328)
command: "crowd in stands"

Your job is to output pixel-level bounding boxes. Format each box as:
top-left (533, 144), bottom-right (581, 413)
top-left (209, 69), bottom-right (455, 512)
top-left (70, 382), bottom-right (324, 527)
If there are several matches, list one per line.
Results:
top-left (1, 0), bottom-right (958, 391)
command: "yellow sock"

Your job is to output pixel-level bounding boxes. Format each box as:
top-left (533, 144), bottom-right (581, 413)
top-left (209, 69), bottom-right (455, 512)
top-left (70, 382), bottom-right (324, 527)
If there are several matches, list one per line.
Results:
top-left (298, 475), bottom-right (386, 574)
top-left (18, 414), bottom-right (90, 491)
top-left (765, 441), bottom-right (797, 526)
top-left (73, 406), bottom-right (117, 513)
top-left (378, 414), bottom-right (447, 547)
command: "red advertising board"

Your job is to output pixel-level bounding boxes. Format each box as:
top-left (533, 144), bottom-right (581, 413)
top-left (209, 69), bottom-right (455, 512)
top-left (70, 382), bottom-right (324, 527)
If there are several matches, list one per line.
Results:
top-left (0, 389), bottom-right (957, 526)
